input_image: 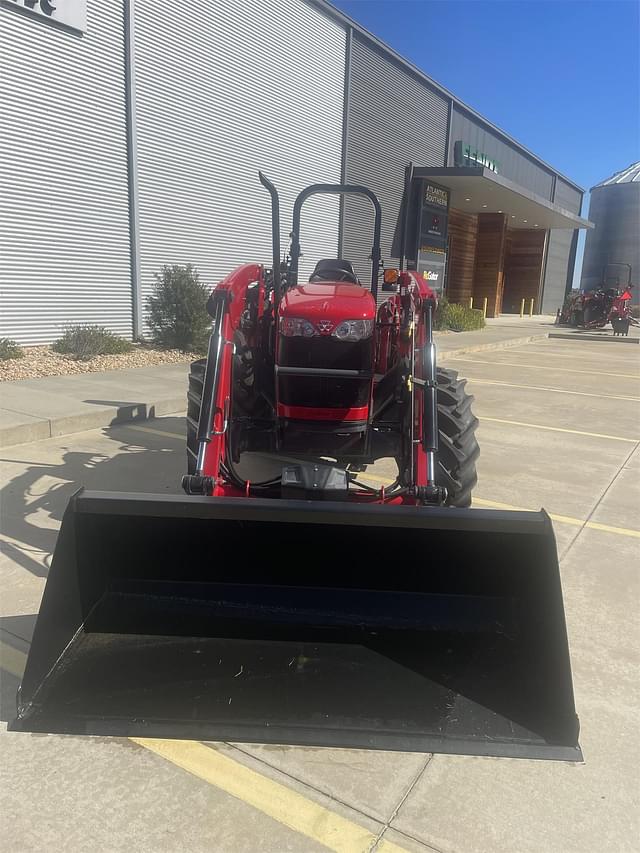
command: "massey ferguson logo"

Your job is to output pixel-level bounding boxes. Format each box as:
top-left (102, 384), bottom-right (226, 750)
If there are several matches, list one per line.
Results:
top-left (317, 321), bottom-right (333, 335)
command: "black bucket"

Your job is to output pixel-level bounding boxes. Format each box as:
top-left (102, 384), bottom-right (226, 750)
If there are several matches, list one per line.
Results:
top-left (12, 490), bottom-right (581, 760)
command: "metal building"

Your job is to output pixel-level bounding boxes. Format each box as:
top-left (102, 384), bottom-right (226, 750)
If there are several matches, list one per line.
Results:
top-left (581, 162), bottom-right (640, 302)
top-left (1, 0), bottom-right (592, 344)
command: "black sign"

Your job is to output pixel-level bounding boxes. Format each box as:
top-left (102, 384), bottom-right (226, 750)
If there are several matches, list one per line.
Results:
top-left (422, 211), bottom-right (445, 240)
top-left (423, 183), bottom-right (449, 210)
top-left (419, 180), bottom-right (449, 252)
top-left (405, 178), bottom-right (449, 281)
top-left (416, 180), bottom-right (449, 294)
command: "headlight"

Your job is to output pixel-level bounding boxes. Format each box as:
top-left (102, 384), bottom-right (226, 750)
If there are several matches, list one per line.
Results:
top-left (280, 317), bottom-right (317, 337)
top-left (331, 319), bottom-right (374, 342)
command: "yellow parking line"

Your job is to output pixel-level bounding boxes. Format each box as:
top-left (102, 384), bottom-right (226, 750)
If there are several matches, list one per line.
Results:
top-left (0, 641), bottom-right (405, 852)
top-left (472, 497), bottom-right (640, 537)
top-left (450, 357), bottom-right (640, 380)
top-left (122, 424), bottom-right (184, 441)
top-left (478, 416), bottom-right (639, 443)
top-left (359, 474), bottom-right (640, 539)
top-left (132, 739), bottom-right (407, 853)
top-left (461, 378), bottom-right (640, 402)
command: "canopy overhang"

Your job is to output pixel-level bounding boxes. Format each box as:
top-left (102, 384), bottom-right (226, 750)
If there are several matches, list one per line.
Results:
top-left (414, 167), bottom-right (594, 230)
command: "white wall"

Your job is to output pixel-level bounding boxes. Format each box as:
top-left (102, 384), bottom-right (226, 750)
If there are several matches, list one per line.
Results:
top-left (133, 0), bottom-right (346, 312)
top-left (0, 2), bottom-right (131, 345)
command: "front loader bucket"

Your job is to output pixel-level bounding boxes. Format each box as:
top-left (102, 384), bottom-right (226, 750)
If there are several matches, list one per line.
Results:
top-left (12, 491), bottom-right (581, 761)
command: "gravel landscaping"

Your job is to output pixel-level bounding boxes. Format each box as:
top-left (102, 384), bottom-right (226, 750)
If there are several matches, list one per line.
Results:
top-left (0, 345), bottom-right (194, 382)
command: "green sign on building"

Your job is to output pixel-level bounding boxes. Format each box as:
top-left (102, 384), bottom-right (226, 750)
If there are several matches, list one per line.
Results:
top-left (454, 141), bottom-right (500, 174)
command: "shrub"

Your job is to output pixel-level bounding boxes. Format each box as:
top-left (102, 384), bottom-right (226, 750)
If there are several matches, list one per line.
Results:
top-left (444, 303), bottom-right (486, 332)
top-left (0, 338), bottom-right (24, 360)
top-left (52, 325), bottom-right (133, 361)
top-left (434, 297), bottom-right (485, 332)
top-left (146, 264), bottom-right (211, 353)
top-left (433, 296), bottom-right (451, 331)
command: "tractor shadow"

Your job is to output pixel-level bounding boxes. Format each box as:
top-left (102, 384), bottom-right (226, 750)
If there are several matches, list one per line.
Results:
top-left (0, 416), bottom-right (187, 721)
top-left (0, 416), bottom-right (187, 579)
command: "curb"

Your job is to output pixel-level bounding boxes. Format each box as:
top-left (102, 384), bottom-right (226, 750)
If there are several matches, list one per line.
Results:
top-left (548, 331), bottom-right (639, 344)
top-left (0, 396), bottom-right (186, 449)
top-left (0, 331), bottom-right (552, 448)
top-left (438, 333), bottom-right (549, 362)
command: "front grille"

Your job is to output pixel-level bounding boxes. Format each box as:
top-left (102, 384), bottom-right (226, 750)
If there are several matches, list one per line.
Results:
top-left (278, 374), bottom-right (370, 409)
top-left (279, 336), bottom-right (373, 370)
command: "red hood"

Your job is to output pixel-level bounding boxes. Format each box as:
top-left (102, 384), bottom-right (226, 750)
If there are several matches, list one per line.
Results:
top-left (279, 283), bottom-right (376, 322)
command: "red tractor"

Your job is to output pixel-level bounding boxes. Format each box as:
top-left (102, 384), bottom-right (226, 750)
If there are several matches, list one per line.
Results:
top-left (558, 264), bottom-right (636, 336)
top-left (183, 174), bottom-right (477, 507)
top-left (13, 176), bottom-right (581, 762)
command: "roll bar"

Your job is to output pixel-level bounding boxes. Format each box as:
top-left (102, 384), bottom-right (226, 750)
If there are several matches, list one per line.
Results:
top-left (290, 184), bottom-right (382, 299)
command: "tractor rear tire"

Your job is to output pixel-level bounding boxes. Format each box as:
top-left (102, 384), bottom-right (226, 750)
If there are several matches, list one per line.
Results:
top-left (186, 358), bottom-right (206, 474)
top-left (435, 367), bottom-right (479, 507)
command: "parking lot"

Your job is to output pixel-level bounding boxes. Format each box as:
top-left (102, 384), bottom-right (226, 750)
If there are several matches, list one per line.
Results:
top-left (1, 334), bottom-right (639, 853)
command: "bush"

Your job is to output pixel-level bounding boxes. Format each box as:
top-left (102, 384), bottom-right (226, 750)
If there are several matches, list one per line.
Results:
top-left (146, 264), bottom-right (210, 353)
top-left (443, 303), bottom-right (486, 332)
top-left (433, 296), bottom-right (451, 331)
top-left (0, 338), bottom-right (24, 360)
top-left (434, 297), bottom-right (485, 332)
top-left (52, 325), bottom-right (133, 361)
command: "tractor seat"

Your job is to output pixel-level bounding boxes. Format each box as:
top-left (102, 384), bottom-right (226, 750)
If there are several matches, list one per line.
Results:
top-left (309, 259), bottom-right (359, 284)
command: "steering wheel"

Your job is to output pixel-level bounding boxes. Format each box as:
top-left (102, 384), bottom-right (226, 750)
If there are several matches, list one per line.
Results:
top-left (310, 269), bottom-right (359, 284)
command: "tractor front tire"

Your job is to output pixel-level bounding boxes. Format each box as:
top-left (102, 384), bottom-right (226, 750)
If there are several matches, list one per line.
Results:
top-left (435, 367), bottom-right (480, 507)
top-left (186, 358), bottom-right (206, 474)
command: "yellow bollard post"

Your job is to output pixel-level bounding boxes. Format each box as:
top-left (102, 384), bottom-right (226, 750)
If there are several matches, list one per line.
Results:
top-left (468, 297), bottom-right (473, 309)
top-left (482, 297), bottom-right (488, 319)
top-left (529, 297), bottom-right (535, 317)
top-left (519, 298), bottom-right (525, 319)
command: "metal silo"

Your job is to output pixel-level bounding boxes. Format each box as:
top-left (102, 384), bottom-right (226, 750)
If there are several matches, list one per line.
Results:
top-left (581, 162), bottom-right (640, 303)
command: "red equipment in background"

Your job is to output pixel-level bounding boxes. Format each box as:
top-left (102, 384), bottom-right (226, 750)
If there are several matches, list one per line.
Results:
top-left (558, 264), bottom-right (636, 336)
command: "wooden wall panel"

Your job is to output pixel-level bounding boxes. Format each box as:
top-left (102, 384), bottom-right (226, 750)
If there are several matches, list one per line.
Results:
top-left (502, 229), bottom-right (547, 313)
top-left (473, 213), bottom-right (507, 317)
top-left (446, 209), bottom-right (478, 304)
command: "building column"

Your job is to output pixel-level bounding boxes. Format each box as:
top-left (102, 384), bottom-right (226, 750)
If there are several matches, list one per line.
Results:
top-left (473, 213), bottom-right (507, 317)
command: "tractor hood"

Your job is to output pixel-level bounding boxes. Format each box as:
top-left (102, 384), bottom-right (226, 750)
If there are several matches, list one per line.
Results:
top-left (280, 283), bottom-right (376, 323)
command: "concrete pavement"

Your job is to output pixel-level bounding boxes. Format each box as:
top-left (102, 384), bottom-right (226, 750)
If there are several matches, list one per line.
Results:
top-left (1, 333), bottom-right (639, 852)
top-left (0, 362), bottom-right (191, 447)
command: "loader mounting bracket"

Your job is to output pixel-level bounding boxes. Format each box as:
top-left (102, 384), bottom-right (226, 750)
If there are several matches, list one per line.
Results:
top-left (181, 475), bottom-right (215, 496)
top-left (415, 485), bottom-right (448, 505)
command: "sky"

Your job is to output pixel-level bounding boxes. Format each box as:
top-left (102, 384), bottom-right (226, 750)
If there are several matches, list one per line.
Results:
top-left (332, 0), bottom-right (640, 284)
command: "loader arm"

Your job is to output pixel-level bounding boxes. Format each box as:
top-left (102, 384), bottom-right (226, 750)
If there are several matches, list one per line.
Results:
top-left (187, 263), bottom-right (265, 492)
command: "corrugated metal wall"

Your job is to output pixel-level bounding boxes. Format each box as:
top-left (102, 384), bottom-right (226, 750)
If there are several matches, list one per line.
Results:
top-left (133, 0), bottom-right (345, 311)
top-left (542, 178), bottom-right (583, 312)
top-left (0, 2), bottom-right (131, 345)
top-left (581, 183), bottom-right (640, 295)
top-left (449, 108), bottom-right (555, 200)
top-left (1, 0), bottom-right (588, 343)
top-left (342, 33), bottom-right (449, 285)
